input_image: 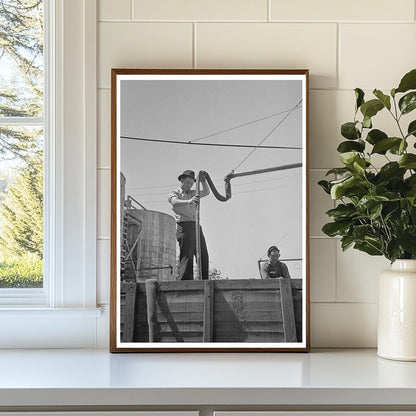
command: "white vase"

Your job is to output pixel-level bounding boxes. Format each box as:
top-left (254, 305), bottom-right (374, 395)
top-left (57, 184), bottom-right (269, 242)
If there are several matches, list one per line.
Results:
top-left (377, 259), bottom-right (416, 361)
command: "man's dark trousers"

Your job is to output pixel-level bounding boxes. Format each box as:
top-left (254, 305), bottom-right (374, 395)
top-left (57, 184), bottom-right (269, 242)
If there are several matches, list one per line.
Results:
top-left (176, 221), bottom-right (209, 280)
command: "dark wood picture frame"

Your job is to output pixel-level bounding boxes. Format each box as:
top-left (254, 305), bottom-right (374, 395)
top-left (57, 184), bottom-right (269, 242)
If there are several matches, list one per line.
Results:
top-left (110, 69), bottom-right (310, 352)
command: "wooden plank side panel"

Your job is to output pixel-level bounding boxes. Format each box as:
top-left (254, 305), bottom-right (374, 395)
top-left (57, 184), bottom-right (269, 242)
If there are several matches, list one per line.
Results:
top-left (158, 321), bottom-right (204, 332)
top-left (120, 282), bottom-right (137, 342)
top-left (215, 320), bottom-right (284, 332)
top-left (158, 332), bottom-right (204, 342)
top-left (214, 309), bottom-right (282, 323)
top-left (214, 289), bottom-right (282, 320)
top-left (127, 279), bottom-right (303, 344)
top-left (156, 311), bottom-right (204, 322)
top-left (156, 284), bottom-right (205, 343)
top-left (292, 287), bottom-right (303, 342)
top-left (145, 279), bottom-right (158, 342)
top-left (134, 284), bottom-right (149, 342)
top-left (203, 279), bottom-right (214, 342)
top-left (158, 280), bottom-right (205, 292)
top-left (215, 330), bottom-right (285, 343)
top-left (291, 278), bottom-right (302, 290)
top-left (213, 284), bottom-right (284, 342)
top-left (280, 278), bottom-right (297, 342)
top-left (215, 279), bottom-right (280, 291)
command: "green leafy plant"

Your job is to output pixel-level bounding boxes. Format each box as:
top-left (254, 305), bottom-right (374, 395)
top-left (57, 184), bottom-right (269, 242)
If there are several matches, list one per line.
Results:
top-left (319, 68), bottom-right (416, 263)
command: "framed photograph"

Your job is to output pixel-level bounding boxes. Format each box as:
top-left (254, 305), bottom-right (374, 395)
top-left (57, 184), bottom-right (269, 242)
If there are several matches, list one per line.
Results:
top-left (110, 69), bottom-right (310, 352)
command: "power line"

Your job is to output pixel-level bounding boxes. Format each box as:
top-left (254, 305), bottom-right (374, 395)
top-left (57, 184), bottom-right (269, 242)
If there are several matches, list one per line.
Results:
top-left (232, 99), bottom-right (302, 172)
top-left (127, 173), bottom-right (299, 196)
top-left (139, 183), bottom-right (292, 204)
top-left (120, 135), bottom-right (301, 150)
top-left (126, 173), bottom-right (297, 191)
top-left (189, 105), bottom-right (302, 143)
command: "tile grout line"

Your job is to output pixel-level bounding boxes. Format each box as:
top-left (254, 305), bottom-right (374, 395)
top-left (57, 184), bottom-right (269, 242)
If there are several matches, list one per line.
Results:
top-left (334, 225), bottom-right (338, 302)
top-left (311, 301), bottom-right (378, 304)
top-left (96, 87), bottom-right (395, 92)
top-left (97, 19), bottom-right (416, 24)
top-left (336, 22), bottom-right (340, 90)
top-left (267, 0), bottom-right (271, 22)
top-left (193, 22), bottom-right (197, 68)
top-left (130, 0), bottom-right (133, 20)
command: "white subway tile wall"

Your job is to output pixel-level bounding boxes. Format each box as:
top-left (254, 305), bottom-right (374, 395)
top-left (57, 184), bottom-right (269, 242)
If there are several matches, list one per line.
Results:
top-left (96, 0), bottom-right (416, 347)
top-left (131, 0), bottom-right (269, 21)
top-left (196, 23), bottom-right (338, 89)
top-left (270, 0), bottom-right (414, 22)
top-left (99, 0), bottom-right (131, 20)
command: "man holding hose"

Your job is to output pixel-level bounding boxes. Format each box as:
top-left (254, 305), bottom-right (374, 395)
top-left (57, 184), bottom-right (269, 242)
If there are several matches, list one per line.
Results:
top-left (168, 170), bottom-right (210, 280)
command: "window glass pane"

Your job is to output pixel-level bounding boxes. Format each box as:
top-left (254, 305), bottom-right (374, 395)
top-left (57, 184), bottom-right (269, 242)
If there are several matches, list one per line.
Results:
top-left (0, 0), bottom-right (44, 117)
top-left (0, 0), bottom-right (44, 290)
top-left (0, 126), bottom-right (43, 288)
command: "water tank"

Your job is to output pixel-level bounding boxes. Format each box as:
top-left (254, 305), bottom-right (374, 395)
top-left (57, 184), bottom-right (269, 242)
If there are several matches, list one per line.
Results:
top-left (128, 209), bottom-right (177, 281)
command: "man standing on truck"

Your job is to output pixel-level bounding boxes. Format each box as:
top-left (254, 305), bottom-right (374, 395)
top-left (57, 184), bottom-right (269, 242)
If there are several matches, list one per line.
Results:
top-left (260, 245), bottom-right (291, 279)
top-left (168, 170), bottom-right (210, 280)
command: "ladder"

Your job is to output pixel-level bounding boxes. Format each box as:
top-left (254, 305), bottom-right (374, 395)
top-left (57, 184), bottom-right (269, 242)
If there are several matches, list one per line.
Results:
top-left (120, 202), bottom-right (129, 280)
top-left (121, 197), bottom-right (144, 281)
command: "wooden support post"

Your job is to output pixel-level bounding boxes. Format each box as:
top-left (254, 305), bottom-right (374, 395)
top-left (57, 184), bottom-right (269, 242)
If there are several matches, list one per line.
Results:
top-left (203, 279), bottom-right (214, 342)
top-left (145, 278), bottom-right (158, 342)
top-left (122, 282), bottom-right (137, 342)
top-left (279, 278), bottom-right (297, 342)
top-left (195, 172), bottom-right (202, 280)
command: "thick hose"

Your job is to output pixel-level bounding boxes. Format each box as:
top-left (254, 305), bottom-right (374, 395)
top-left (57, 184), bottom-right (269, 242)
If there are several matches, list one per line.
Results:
top-left (204, 171), bottom-right (232, 202)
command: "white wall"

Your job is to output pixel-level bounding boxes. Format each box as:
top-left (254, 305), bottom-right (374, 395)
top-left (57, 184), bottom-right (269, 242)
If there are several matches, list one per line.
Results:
top-left (95, 0), bottom-right (416, 348)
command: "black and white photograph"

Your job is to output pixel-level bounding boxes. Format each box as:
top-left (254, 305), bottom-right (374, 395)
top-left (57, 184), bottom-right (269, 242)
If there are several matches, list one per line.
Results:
top-left (110, 69), bottom-right (310, 352)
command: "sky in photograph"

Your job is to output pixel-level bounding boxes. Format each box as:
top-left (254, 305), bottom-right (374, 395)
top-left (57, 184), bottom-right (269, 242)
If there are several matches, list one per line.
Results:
top-left (120, 78), bottom-right (304, 279)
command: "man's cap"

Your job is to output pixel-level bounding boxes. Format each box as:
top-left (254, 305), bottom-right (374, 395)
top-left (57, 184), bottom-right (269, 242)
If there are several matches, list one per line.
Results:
top-left (178, 170), bottom-right (196, 182)
top-left (267, 245), bottom-right (280, 256)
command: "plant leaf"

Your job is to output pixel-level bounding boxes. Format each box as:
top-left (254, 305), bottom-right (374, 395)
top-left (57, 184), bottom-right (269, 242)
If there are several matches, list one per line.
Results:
top-left (366, 129), bottom-right (387, 145)
top-left (341, 235), bottom-right (355, 251)
top-left (337, 140), bottom-right (365, 153)
top-left (399, 91), bottom-right (416, 115)
top-left (398, 226), bottom-right (416, 255)
top-left (341, 122), bottom-right (360, 140)
top-left (322, 221), bottom-right (351, 237)
top-left (369, 203), bottom-right (383, 219)
top-left (355, 88), bottom-right (365, 111)
top-left (352, 224), bottom-right (373, 240)
top-left (371, 137), bottom-right (402, 154)
top-left (357, 195), bottom-right (389, 211)
top-left (360, 99), bottom-right (384, 119)
top-left (399, 154), bottom-right (416, 169)
top-left (362, 116), bottom-right (372, 129)
top-left (325, 203), bottom-right (356, 219)
top-left (318, 179), bottom-right (331, 194)
top-left (376, 162), bottom-right (406, 182)
top-left (395, 68), bottom-right (416, 94)
top-left (373, 89), bottom-right (391, 110)
top-left (325, 167), bottom-right (351, 176)
top-left (330, 175), bottom-right (363, 199)
top-left (386, 239), bottom-right (403, 262)
top-left (407, 120), bottom-right (416, 138)
top-left (390, 138), bottom-right (408, 155)
top-left (339, 151), bottom-right (360, 166)
top-left (353, 241), bottom-right (383, 256)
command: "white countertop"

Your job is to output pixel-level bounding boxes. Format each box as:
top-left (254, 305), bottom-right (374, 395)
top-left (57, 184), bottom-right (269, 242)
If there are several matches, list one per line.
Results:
top-left (0, 348), bottom-right (416, 407)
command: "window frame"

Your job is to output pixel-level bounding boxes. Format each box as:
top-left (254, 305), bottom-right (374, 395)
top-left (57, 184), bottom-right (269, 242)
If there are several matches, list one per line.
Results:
top-left (0, 0), bottom-right (48, 305)
top-left (0, 0), bottom-right (101, 347)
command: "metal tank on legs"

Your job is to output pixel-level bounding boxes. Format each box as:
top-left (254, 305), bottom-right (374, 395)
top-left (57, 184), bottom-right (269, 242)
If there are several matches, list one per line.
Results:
top-left (133, 209), bottom-right (176, 282)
